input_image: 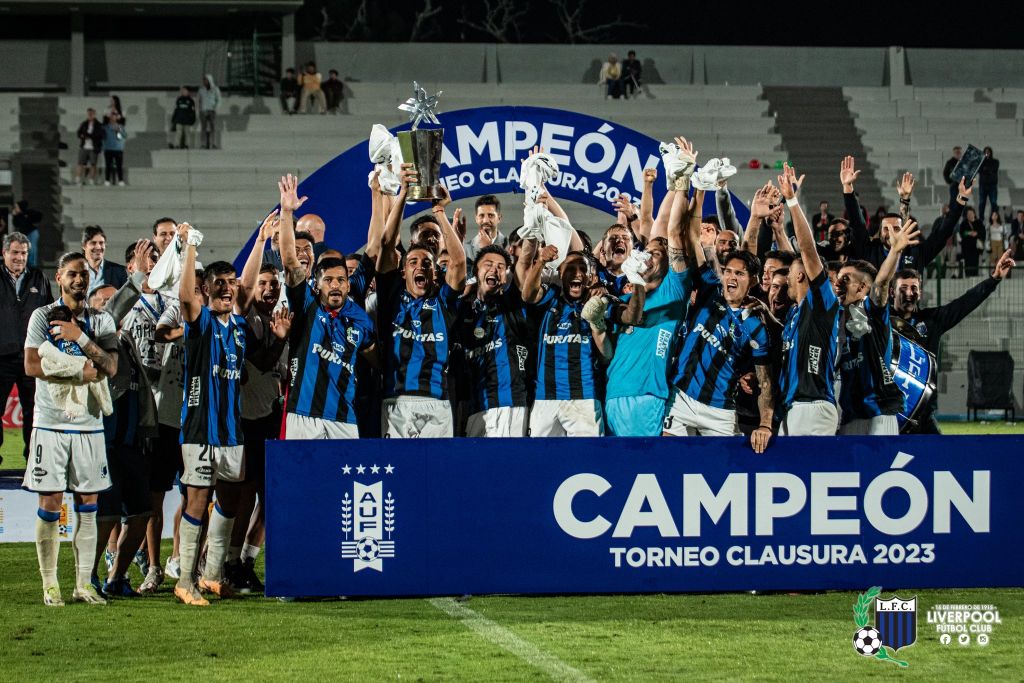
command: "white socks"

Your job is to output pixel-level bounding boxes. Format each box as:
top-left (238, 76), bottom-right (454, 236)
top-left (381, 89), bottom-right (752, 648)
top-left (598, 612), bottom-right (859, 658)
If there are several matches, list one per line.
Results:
top-left (71, 505), bottom-right (98, 590)
top-left (35, 509), bottom-right (61, 589)
top-left (177, 513), bottom-right (203, 589)
top-left (241, 543), bottom-right (261, 563)
top-left (203, 506), bottom-right (236, 582)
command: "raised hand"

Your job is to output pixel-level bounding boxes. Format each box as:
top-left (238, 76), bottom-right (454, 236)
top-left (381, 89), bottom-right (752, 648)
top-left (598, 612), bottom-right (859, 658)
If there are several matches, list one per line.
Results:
top-left (433, 184), bottom-right (452, 208)
top-left (993, 249), bottom-right (1016, 280)
top-left (369, 169), bottom-right (381, 193)
top-left (452, 207), bottom-right (466, 241)
top-left (611, 194), bottom-right (637, 220)
top-left (131, 239), bottom-right (154, 273)
top-left (777, 163), bottom-right (803, 200)
top-left (278, 174), bottom-right (308, 212)
top-left (890, 219), bottom-right (920, 252)
top-left (750, 183), bottom-right (775, 219)
top-left (539, 244), bottom-right (559, 263)
top-left (398, 163), bottom-right (417, 198)
top-left (643, 167), bottom-right (658, 185)
top-left (258, 209), bottom-right (281, 241)
top-left (269, 309), bottom-right (294, 340)
top-left (840, 155), bottom-right (861, 191)
top-left (896, 171), bottom-right (916, 200)
top-left (673, 136), bottom-right (697, 164)
top-left (958, 176), bottom-right (976, 199)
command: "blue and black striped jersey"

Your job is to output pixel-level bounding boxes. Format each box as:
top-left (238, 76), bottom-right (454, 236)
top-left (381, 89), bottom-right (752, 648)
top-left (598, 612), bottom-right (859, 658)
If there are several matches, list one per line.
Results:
top-left (285, 283), bottom-right (374, 425)
top-left (457, 285), bottom-right (531, 411)
top-left (839, 297), bottom-right (904, 420)
top-left (528, 285), bottom-right (601, 401)
top-left (779, 270), bottom-right (840, 409)
top-left (378, 270), bottom-right (460, 400)
top-left (673, 266), bottom-right (770, 410)
top-left (180, 306), bottom-right (254, 446)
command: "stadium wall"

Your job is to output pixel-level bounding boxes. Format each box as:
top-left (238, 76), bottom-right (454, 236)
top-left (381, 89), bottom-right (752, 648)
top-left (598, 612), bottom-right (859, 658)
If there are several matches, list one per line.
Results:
top-left (5, 41), bottom-right (1024, 91)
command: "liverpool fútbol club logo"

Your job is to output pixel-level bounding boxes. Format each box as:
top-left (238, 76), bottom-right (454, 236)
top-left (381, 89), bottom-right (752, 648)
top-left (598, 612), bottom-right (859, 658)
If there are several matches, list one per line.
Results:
top-left (340, 463), bottom-right (396, 572)
top-left (852, 586), bottom-right (917, 667)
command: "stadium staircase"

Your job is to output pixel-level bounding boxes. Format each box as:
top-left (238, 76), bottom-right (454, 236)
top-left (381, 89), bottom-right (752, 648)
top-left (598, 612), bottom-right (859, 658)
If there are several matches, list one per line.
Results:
top-left (763, 86), bottom-right (885, 211)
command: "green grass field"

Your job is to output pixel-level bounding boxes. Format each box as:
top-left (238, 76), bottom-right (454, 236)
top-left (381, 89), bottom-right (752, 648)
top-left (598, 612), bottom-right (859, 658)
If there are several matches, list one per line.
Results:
top-left (2, 425), bottom-right (1022, 680)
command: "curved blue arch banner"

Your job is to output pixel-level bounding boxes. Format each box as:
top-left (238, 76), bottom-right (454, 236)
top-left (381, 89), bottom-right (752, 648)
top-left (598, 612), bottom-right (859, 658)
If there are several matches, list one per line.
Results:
top-left (234, 106), bottom-right (751, 270)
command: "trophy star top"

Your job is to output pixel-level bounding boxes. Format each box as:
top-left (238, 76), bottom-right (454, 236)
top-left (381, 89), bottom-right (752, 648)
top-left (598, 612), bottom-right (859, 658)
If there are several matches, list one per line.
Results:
top-left (398, 80), bottom-right (443, 130)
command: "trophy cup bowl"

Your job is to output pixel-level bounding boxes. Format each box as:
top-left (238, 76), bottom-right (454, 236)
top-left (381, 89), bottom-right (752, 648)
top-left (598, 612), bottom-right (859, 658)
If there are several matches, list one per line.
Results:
top-left (398, 129), bottom-right (444, 201)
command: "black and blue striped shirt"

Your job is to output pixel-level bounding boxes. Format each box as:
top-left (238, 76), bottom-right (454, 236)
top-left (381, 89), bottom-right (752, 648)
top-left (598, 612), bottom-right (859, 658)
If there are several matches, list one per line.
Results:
top-left (528, 285), bottom-right (601, 401)
top-left (457, 285), bottom-right (531, 412)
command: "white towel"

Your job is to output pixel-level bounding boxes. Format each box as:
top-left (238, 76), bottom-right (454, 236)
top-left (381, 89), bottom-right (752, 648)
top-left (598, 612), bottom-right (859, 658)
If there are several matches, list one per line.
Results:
top-left (520, 153), bottom-right (559, 205)
top-left (367, 124), bottom-right (403, 195)
top-left (38, 341), bottom-right (113, 419)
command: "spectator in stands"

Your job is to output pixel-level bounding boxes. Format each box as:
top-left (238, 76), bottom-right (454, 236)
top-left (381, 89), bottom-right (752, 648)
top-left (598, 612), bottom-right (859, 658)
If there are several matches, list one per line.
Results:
top-left (989, 210), bottom-right (1007, 269)
top-left (599, 53), bottom-right (622, 100)
top-left (810, 201), bottom-right (834, 242)
top-left (977, 146), bottom-right (1000, 220)
top-left (0, 231), bottom-right (52, 466)
top-left (299, 61), bottom-right (326, 115)
top-left (959, 206), bottom-right (984, 276)
top-left (171, 86), bottom-right (196, 149)
top-left (81, 225), bottom-right (128, 294)
top-left (280, 68), bottom-right (300, 114)
top-left (197, 74), bottom-right (221, 149)
top-left (74, 108), bottom-right (104, 186)
top-left (322, 69), bottom-right (344, 114)
top-left (102, 95), bottom-right (126, 187)
top-left (621, 50), bottom-right (642, 98)
top-left (11, 200), bottom-right (41, 267)
top-left (1011, 210), bottom-right (1024, 260)
top-left (942, 145), bottom-right (962, 204)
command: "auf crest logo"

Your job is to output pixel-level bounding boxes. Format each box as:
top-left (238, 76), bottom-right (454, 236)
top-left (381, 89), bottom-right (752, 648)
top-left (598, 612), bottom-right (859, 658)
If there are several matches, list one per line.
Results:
top-left (852, 586), bottom-right (916, 667)
top-left (340, 464), bottom-right (396, 572)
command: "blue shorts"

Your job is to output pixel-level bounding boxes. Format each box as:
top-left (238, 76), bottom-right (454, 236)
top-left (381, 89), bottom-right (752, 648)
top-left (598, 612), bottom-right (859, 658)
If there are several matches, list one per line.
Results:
top-left (605, 396), bottom-right (667, 437)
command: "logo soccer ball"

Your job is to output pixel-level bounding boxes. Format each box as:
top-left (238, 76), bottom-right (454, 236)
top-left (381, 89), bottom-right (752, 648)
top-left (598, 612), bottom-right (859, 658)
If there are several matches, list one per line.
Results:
top-left (854, 627), bottom-right (882, 656)
top-left (355, 537), bottom-right (380, 561)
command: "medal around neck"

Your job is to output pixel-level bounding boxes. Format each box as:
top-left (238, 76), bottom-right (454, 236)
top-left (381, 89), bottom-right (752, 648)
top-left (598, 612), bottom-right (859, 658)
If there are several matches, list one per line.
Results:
top-left (397, 81), bottom-right (445, 202)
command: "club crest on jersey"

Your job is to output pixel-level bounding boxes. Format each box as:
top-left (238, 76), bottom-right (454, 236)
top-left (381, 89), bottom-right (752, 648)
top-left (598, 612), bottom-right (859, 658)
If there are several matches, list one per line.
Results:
top-left (341, 464), bottom-right (396, 573)
top-left (233, 328), bottom-right (245, 348)
top-left (346, 327), bottom-right (362, 346)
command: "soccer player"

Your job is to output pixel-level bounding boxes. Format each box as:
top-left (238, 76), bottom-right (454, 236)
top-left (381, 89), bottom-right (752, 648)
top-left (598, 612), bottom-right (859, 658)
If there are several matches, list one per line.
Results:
top-left (521, 247), bottom-right (609, 436)
top-left (663, 236), bottom-right (774, 452)
top-left (889, 250), bottom-right (1015, 433)
top-left (377, 166), bottom-right (466, 438)
top-left (174, 230), bottom-right (263, 605)
top-left (775, 164), bottom-right (842, 436)
top-left (274, 174), bottom-right (375, 439)
top-left (598, 136), bottom-right (698, 436)
top-left (23, 251), bottom-right (119, 605)
top-left (457, 243), bottom-right (531, 437)
top-left (835, 218), bottom-right (919, 435)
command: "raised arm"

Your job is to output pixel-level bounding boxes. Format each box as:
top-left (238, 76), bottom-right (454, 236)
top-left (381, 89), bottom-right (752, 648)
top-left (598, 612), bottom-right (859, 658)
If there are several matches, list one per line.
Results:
top-left (239, 210), bottom-right (280, 312)
top-left (637, 168), bottom-right (657, 240)
top-left (376, 165), bottom-right (414, 275)
top-left (920, 178), bottom-right (971, 266)
top-left (179, 235), bottom-right (202, 324)
top-left (277, 173), bottom-right (309, 287)
top-left (895, 171), bottom-right (915, 224)
top-left (364, 171), bottom-right (385, 261)
top-left (840, 155), bottom-right (868, 257)
top-left (872, 219), bottom-right (920, 307)
top-left (432, 200), bottom-right (467, 292)
top-left (778, 163), bottom-right (822, 280)
top-left (716, 184), bottom-right (743, 240)
top-left (521, 244), bottom-right (558, 304)
top-left (667, 136), bottom-right (698, 273)
top-left (742, 183), bottom-right (774, 254)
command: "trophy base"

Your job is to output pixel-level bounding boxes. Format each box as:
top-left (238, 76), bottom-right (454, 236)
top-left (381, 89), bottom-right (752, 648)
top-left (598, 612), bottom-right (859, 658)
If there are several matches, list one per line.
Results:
top-left (407, 185), bottom-right (443, 202)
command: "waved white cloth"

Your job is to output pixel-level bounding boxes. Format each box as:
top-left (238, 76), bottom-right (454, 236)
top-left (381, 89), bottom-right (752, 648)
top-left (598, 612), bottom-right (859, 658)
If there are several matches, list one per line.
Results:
top-left (367, 124), bottom-right (403, 195)
top-left (522, 202), bottom-right (573, 270)
top-left (846, 301), bottom-right (871, 340)
top-left (38, 341), bottom-right (113, 419)
top-left (659, 141), bottom-right (696, 190)
top-left (520, 153), bottom-right (560, 205)
top-left (147, 236), bottom-right (200, 299)
top-left (620, 250), bottom-right (652, 286)
top-left (186, 227), bottom-right (203, 247)
top-left (691, 165), bottom-right (720, 191)
top-left (581, 295), bottom-right (610, 332)
top-left (698, 157), bottom-right (738, 187)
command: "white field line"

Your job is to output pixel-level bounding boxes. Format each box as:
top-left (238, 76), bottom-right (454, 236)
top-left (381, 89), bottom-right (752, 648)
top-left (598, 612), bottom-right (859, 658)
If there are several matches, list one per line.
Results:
top-left (427, 597), bottom-right (596, 683)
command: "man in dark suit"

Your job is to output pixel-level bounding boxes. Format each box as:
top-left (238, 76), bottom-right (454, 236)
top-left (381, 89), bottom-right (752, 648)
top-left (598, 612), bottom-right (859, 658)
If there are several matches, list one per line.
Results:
top-left (0, 232), bottom-right (52, 464)
top-left (81, 225), bottom-right (127, 295)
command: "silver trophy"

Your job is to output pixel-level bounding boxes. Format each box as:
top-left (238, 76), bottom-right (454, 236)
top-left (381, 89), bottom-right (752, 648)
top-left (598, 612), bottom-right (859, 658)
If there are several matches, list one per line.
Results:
top-left (397, 81), bottom-right (444, 202)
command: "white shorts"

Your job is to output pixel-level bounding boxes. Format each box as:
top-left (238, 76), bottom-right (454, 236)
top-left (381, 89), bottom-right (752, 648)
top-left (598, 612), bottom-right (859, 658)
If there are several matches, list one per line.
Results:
top-left (663, 389), bottom-right (738, 437)
top-left (781, 401), bottom-right (839, 436)
top-left (285, 413), bottom-right (359, 440)
top-left (840, 415), bottom-right (899, 436)
top-left (529, 399), bottom-right (604, 437)
top-left (383, 396), bottom-right (454, 438)
top-left (180, 444), bottom-right (245, 487)
top-left (466, 406), bottom-right (528, 438)
top-left (22, 429), bottom-right (110, 494)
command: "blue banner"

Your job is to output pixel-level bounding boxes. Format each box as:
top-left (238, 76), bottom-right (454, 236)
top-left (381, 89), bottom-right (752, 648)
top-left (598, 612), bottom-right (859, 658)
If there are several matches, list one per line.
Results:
top-left (234, 106), bottom-right (751, 270)
top-left (264, 435), bottom-right (1023, 597)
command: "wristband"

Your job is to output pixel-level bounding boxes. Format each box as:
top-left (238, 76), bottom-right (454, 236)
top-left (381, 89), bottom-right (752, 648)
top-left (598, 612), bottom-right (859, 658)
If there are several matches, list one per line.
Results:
top-left (785, 196), bottom-right (799, 208)
top-left (758, 424), bottom-right (772, 430)
top-left (77, 333), bottom-right (92, 348)
top-left (957, 195), bottom-right (968, 203)
top-left (900, 198), bottom-right (911, 204)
